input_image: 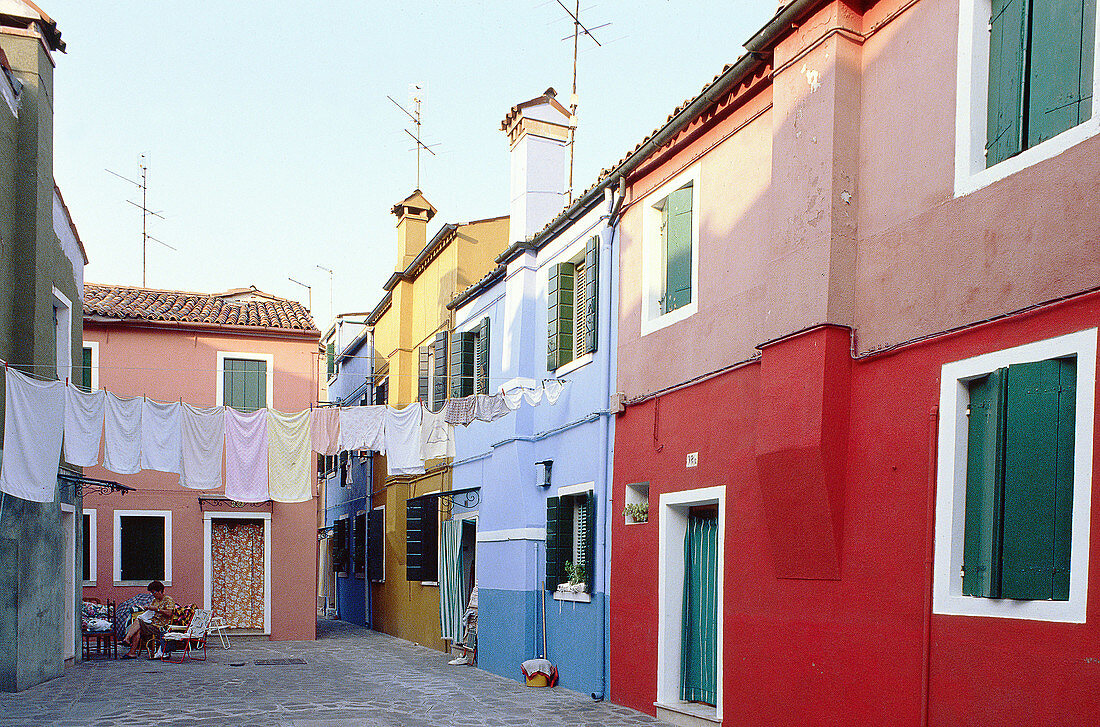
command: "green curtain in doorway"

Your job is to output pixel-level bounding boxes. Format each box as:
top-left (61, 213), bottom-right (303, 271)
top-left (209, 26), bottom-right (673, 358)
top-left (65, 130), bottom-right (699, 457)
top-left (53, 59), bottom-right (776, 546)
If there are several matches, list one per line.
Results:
top-left (439, 518), bottom-right (464, 644)
top-left (680, 512), bottom-right (718, 705)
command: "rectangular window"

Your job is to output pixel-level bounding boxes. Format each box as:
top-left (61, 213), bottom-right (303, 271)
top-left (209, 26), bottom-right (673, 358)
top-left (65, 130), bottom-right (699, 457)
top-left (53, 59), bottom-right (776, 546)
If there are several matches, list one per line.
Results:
top-left (545, 489), bottom-right (595, 593)
top-left (80, 343), bottom-right (98, 391)
top-left (406, 494), bottom-right (439, 582)
top-left (963, 358), bottom-right (1076, 600)
top-left (374, 377), bottom-right (388, 406)
top-left (223, 358), bottom-right (267, 412)
top-left (326, 342), bottom-right (336, 381)
top-left (986, 0), bottom-right (1096, 167)
top-left (432, 330), bottom-right (448, 413)
top-left (333, 517), bottom-right (350, 575)
top-left (82, 509), bottom-right (96, 585)
top-left (114, 510), bottom-right (171, 585)
top-left (547, 237), bottom-right (599, 371)
top-left (659, 184), bottom-right (693, 314)
top-left (451, 317), bottom-right (491, 398)
top-left (641, 165), bottom-right (699, 335)
top-left (354, 511), bottom-right (366, 576)
top-left (368, 507), bottom-right (385, 582)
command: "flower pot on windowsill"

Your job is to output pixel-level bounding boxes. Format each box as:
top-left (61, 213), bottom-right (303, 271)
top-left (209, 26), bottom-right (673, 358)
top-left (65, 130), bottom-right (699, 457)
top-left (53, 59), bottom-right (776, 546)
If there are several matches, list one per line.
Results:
top-left (556, 582), bottom-right (587, 594)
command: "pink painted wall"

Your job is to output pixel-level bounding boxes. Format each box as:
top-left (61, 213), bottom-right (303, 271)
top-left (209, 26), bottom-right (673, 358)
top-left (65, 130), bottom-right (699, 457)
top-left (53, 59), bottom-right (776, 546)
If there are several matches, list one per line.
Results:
top-left (81, 320), bottom-right (319, 641)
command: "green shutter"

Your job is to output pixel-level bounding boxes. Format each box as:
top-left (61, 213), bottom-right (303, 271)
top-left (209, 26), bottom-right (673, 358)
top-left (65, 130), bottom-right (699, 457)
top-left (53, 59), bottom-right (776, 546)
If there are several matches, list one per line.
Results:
top-left (1027, 0), bottom-right (1095, 147)
top-left (476, 317), bottom-right (490, 395)
top-left (326, 343), bottom-right (335, 380)
top-left (224, 358), bottom-right (266, 412)
top-left (418, 346), bottom-right (430, 404)
top-left (681, 513), bottom-right (718, 705)
top-left (547, 263), bottom-right (575, 370)
top-left (81, 346), bottom-right (93, 391)
top-left (582, 491), bottom-right (596, 592)
top-left (545, 496), bottom-right (567, 590)
top-left (664, 185), bottom-right (693, 313)
top-left (450, 332), bottom-right (474, 398)
top-left (583, 237), bottom-right (599, 355)
top-left (986, 0), bottom-right (1029, 166)
top-left (406, 495), bottom-right (438, 582)
top-left (1001, 359), bottom-right (1076, 600)
top-left (963, 369), bottom-right (1007, 598)
top-left (433, 331), bottom-right (448, 412)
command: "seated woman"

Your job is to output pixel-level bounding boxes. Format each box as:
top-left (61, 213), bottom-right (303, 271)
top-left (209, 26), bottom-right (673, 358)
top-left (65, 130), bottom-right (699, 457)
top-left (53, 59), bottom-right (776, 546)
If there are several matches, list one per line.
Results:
top-left (121, 580), bottom-right (175, 658)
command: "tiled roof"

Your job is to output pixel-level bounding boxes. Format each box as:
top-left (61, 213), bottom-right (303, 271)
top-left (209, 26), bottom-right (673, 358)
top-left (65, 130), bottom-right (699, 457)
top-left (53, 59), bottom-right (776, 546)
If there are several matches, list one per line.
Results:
top-left (84, 283), bottom-right (318, 332)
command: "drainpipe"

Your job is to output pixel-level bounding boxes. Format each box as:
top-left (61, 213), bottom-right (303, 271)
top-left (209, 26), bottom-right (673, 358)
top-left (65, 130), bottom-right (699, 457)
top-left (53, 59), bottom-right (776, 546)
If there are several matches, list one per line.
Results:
top-left (366, 326), bottom-right (376, 630)
top-left (592, 182), bottom-right (622, 701)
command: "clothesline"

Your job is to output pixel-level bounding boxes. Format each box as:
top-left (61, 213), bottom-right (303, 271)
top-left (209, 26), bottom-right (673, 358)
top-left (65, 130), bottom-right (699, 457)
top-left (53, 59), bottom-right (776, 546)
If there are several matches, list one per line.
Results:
top-left (0, 366), bottom-right (567, 505)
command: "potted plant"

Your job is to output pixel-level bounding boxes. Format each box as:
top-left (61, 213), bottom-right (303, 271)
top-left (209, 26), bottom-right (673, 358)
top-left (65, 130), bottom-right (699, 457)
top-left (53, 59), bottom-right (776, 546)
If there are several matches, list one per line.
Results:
top-left (557, 561), bottom-right (588, 593)
top-left (623, 502), bottom-right (649, 524)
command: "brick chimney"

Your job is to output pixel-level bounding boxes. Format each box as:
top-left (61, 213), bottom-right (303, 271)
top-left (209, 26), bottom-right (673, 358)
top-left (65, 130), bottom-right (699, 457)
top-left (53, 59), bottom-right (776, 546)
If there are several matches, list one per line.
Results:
top-left (390, 189), bottom-right (436, 271)
top-left (501, 88), bottom-right (571, 242)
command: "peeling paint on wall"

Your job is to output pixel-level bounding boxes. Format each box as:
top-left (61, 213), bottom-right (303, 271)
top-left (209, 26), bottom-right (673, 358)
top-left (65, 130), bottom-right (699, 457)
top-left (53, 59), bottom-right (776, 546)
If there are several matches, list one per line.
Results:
top-left (800, 63), bottom-right (822, 91)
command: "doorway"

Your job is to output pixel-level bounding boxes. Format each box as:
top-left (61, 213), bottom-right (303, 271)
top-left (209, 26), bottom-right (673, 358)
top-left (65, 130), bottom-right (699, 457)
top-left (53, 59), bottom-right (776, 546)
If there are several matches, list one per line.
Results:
top-left (204, 513), bottom-right (270, 633)
top-left (61, 505), bottom-right (76, 660)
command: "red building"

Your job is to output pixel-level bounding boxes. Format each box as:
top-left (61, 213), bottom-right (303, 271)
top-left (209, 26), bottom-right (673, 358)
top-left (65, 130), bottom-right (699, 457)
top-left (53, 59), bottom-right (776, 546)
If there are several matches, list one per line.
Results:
top-left (609, 1), bottom-right (1100, 725)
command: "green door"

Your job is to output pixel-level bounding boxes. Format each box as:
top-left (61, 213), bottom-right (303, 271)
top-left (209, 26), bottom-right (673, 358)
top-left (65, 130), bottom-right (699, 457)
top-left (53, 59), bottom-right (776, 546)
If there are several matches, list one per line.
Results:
top-left (681, 512), bottom-right (718, 705)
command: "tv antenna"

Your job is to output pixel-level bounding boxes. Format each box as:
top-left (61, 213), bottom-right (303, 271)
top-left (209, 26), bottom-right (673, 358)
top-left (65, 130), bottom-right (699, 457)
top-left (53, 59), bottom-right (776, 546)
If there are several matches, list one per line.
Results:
top-left (105, 154), bottom-right (176, 287)
top-left (388, 83), bottom-right (440, 189)
top-left (554, 0), bottom-right (608, 202)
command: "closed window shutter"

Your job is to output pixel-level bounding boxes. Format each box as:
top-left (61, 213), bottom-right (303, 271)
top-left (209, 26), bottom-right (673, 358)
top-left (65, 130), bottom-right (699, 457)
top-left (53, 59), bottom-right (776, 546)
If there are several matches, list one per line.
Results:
top-left (583, 491), bottom-right (595, 592)
top-left (333, 519), bottom-right (348, 572)
top-left (1027, 0), bottom-right (1095, 147)
top-left (547, 263), bottom-right (575, 370)
top-left (224, 358), bottom-right (266, 412)
top-left (433, 331), bottom-right (448, 412)
top-left (367, 509), bottom-right (385, 582)
top-left (963, 368), bottom-right (1007, 598)
top-left (545, 496), bottom-right (566, 590)
top-left (354, 513), bottom-right (366, 572)
top-left (664, 185), bottom-right (693, 313)
top-left (406, 495), bottom-right (438, 582)
top-left (584, 236), bottom-right (599, 355)
top-left (476, 317), bottom-right (490, 395)
top-left (1000, 358), bottom-right (1076, 600)
top-left (450, 332), bottom-right (473, 398)
top-left (326, 343), bottom-right (335, 379)
top-left (986, 0), bottom-right (1029, 166)
top-left (81, 347), bottom-right (92, 391)
top-left (418, 346), bottom-right (430, 404)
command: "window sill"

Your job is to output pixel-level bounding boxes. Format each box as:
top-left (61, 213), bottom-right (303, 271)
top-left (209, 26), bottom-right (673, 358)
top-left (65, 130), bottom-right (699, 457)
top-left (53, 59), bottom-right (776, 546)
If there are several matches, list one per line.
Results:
top-left (82, 581), bottom-right (96, 587)
top-left (640, 300), bottom-right (698, 337)
top-left (552, 590), bottom-right (591, 603)
top-left (421, 581), bottom-right (439, 587)
top-left (553, 353), bottom-right (593, 378)
top-left (115, 580), bottom-right (171, 588)
top-left (336, 571), bottom-right (348, 578)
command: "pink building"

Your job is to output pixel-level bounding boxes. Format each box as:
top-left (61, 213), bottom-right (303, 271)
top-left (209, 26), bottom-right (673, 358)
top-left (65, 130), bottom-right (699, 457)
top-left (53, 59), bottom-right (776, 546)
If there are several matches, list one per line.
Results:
top-left (80, 284), bottom-right (321, 641)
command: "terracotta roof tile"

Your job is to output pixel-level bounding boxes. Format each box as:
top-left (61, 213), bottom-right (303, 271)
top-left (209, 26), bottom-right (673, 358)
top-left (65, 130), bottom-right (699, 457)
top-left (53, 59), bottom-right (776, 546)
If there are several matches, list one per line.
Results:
top-left (84, 283), bottom-right (318, 332)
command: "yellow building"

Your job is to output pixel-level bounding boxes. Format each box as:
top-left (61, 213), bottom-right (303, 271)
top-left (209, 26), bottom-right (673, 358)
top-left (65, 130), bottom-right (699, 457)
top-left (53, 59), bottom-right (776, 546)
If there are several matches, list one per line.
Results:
top-left (366, 190), bottom-right (508, 649)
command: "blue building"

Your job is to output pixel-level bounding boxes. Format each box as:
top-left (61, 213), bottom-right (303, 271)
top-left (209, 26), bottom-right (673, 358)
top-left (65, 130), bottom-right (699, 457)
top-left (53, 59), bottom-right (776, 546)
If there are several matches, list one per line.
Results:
top-left (447, 90), bottom-right (621, 696)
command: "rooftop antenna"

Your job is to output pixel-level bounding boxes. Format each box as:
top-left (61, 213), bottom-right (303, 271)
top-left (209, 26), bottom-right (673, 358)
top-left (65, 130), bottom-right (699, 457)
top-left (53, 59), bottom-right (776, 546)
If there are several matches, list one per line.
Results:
top-left (554, 0), bottom-right (607, 202)
top-left (387, 83), bottom-right (440, 189)
top-left (105, 154), bottom-right (176, 287)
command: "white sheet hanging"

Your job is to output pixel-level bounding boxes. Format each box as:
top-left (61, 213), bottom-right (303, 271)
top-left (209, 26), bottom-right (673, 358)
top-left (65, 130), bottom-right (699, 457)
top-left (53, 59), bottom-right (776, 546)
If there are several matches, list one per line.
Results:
top-left (63, 384), bottom-right (104, 467)
top-left (268, 408), bottom-right (311, 503)
top-left (179, 404), bottom-right (225, 490)
top-left (421, 406), bottom-right (455, 460)
top-left (339, 405), bottom-right (386, 452)
top-left (385, 403), bottom-right (424, 475)
top-left (310, 407), bottom-right (341, 456)
top-left (0, 368), bottom-right (65, 503)
top-left (103, 392), bottom-right (142, 474)
top-left (225, 408), bottom-right (269, 503)
top-left (140, 399), bottom-right (182, 473)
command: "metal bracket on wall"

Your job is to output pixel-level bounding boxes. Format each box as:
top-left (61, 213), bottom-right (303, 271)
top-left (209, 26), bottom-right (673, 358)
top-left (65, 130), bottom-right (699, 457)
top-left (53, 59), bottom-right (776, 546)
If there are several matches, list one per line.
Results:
top-left (58, 473), bottom-right (134, 497)
top-left (198, 496), bottom-right (272, 512)
top-left (438, 487), bottom-right (480, 518)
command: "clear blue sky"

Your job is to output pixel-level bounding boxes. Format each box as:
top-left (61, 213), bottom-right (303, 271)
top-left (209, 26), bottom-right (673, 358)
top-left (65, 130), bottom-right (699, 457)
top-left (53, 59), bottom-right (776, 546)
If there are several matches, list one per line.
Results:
top-left (48, 1), bottom-right (775, 327)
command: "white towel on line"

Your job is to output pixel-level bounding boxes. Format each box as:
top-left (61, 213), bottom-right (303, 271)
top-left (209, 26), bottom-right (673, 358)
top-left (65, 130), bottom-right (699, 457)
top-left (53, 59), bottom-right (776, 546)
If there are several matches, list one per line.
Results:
top-left (421, 406), bottom-right (454, 460)
top-left (179, 404), bottom-right (225, 490)
top-left (140, 398), bottom-right (182, 473)
top-left (63, 384), bottom-right (104, 467)
top-left (310, 407), bottom-right (341, 456)
top-left (103, 392), bottom-right (142, 474)
top-left (385, 403), bottom-right (424, 476)
top-left (339, 405), bottom-right (386, 452)
top-left (225, 407), bottom-right (269, 503)
top-left (267, 408), bottom-right (312, 503)
top-left (0, 368), bottom-right (65, 503)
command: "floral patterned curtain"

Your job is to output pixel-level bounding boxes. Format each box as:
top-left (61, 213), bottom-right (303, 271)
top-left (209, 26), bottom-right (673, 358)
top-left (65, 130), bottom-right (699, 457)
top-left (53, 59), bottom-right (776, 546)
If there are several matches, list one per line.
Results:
top-left (211, 519), bottom-right (264, 629)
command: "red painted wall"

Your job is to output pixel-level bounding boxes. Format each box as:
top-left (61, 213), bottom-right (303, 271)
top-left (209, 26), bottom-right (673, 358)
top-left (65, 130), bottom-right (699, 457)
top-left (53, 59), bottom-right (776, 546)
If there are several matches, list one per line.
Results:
top-left (610, 294), bottom-right (1100, 725)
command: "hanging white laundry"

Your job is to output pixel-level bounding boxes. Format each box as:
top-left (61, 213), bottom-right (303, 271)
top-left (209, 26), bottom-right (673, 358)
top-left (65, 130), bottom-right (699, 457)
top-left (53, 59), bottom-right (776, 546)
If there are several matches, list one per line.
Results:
top-left (268, 408), bottom-right (311, 503)
top-left (103, 392), bottom-right (142, 474)
top-left (473, 394), bottom-right (512, 423)
top-left (63, 384), bottom-right (104, 467)
top-left (444, 397), bottom-right (478, 426)
top-left (339, 405), bottom-right (386, 452)
top-left (385, 403), bottom-right (424, 476)
top-left (140, 399), bottom-right (182, 473)
top-left (500, 377), bottom-right (541, 410)
top-left (180, 404), bottom-right (225, 490)
top-left (0, 368), bottom-right (65, 503)
top-left (421, 406), bottom-right (455, 460)
top-left (225, 408), bottom-right (269, 503)
top-left (543, 379), bottom-right (565, 405)
top-left (310, 407), bottom-right (341, 456)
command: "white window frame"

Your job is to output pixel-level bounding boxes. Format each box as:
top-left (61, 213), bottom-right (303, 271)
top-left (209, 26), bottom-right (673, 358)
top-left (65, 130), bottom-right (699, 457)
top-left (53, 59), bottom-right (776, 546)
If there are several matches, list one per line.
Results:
top-left (954, 0), bottom-right (1100, 196)
top-left (216, 351), bottom-right (274, 409)
top-left (545, 236), bottom-right (596, 375)
top-left (82, 341), bottom-right (99, 391)
top-left (370, 505), bottom-right (386, 583)
top-left (203, 511), bottom-right (272, 635)
top-left (641, 164), bottom-right (700, 336)
top-left (655, 485), bottom-right (725, 725)
top-left (113, 509), bottom-right (173, 587)
top-left (52, 286), bottom-right (72, 384)
top-left (553, 482), bottom-right (595, 603)
top-left (82, 508), bottom-right (97, 586)
top-left (933, 328), bottom-right (1096, 622)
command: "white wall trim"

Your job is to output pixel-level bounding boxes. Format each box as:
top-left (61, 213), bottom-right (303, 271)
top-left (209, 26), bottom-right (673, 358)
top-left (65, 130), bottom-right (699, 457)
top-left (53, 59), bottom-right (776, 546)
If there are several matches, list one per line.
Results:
top-left (215, 351), bottom-right (274, 408)
top-left (476, 527), bottom-right (546, 542)
top-left (113, 509), bottom-right (173, 586)
top-left (52, 286), bottom-right (73, 385)
top-left (556, 481), bottom-right (595, 498)
top-left (82, 508), bottom-right (97, 586)
top-left (933, 328), bottom-right (1096, 622)
top-left (954, 0), bottom-right (1100, 197)
top-left (203, 511), bottom-right (272, 635)
top-left (640, 163), bottom-right (701, 337)
top-left (657, 485), bottom-right (725, 722)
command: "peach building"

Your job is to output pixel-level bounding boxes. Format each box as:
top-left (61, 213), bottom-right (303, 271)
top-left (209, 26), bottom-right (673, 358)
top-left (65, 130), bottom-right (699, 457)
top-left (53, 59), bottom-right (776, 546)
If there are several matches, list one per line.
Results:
top-left (80, 284), bottom-right (321, 640)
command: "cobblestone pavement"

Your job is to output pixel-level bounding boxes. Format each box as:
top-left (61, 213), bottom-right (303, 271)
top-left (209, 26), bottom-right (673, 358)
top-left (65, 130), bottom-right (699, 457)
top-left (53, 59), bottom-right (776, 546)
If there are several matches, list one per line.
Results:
top-left (0, 619), bottom-right (666, 726)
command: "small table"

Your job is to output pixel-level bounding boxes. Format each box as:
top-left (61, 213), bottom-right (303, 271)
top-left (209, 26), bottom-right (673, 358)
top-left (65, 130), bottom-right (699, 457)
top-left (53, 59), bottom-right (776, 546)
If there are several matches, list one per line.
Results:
top-left (81, 629), bottom-right (117, 660)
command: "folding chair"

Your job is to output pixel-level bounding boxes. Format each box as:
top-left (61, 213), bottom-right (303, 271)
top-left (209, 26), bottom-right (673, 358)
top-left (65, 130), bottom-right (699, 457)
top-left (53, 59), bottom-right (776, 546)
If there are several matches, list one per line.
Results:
top-left (163, 608), bottom-right (212, 663)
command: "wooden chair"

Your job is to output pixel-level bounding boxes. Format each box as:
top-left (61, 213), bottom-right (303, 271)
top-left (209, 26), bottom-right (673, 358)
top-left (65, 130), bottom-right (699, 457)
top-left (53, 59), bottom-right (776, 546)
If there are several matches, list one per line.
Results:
top-left (81, 599), bottom-right (117, 660)
top-left (163, 608), bottom-right (212, 663)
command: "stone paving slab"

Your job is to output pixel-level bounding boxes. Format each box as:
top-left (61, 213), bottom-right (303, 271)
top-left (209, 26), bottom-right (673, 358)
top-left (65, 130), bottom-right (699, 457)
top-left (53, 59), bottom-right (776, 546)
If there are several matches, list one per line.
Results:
top-left (0, 619), bottom-right (667, 726)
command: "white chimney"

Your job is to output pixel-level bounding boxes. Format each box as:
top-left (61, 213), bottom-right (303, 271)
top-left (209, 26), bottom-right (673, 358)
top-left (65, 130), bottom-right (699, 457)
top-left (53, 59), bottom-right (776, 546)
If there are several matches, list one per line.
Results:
top-left (501, 88), bottom-right (571, 242)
